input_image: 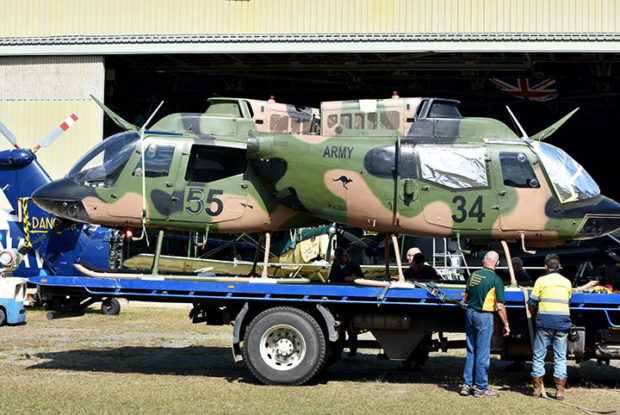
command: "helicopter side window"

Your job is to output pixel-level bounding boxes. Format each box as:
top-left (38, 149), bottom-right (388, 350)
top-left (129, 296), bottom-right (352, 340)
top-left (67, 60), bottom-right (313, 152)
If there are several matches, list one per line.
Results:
top-left (270, 114), bottom-right (290, 133)
top-left (367, 112), bottom-right (377, 129)
top-left (418, 145), bottom-right (488, 189)
top-left (353, 113), bottom-right (364, 129)
top-left (185, 145), bottom-right (247, 183)
top-left (499, 152), bottom-right (540, 188)
top-left (428, 102), bottom-right (461, 118)
top-left (132, 144), bottom-right (175, 178)
top-left (378, 111), bottom-right (400, 130)
top-left (340, 114), bottom-right (352, 129)
top-left (205, 102), bottom-right (242, 118)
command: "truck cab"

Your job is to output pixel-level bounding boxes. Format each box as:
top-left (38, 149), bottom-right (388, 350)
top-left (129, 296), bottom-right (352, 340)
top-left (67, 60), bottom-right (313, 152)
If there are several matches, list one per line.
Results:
top-left (0, 277), bottom-right (27, 325)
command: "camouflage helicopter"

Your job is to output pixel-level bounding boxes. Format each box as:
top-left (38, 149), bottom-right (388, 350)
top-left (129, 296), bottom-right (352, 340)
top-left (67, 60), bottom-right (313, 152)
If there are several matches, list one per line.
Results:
top-left (32, 93), bottom-right (620, 282)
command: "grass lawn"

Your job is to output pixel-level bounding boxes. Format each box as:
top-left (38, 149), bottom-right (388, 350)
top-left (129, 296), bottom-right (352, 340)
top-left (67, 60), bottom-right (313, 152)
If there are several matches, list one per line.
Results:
top-left (0, 306), bottom-right (618, 415)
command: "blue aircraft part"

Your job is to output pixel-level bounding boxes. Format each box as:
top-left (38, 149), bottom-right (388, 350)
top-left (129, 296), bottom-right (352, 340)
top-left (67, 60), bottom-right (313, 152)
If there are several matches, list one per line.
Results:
top-left (0, 149), bottom-right (34, 167)
top-left (0, 150), bottom-right (50, 214)
top-left (0, 149), bottom-right (114, 279)
top-left (0, 297), bottom-right (26, 325)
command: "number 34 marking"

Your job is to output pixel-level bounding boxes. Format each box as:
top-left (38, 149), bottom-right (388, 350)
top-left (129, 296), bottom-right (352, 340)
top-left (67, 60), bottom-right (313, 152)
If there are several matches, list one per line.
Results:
top-left (452, 195), bottom-right (486, 223)
top-left (185, 188), bottom-right (224, 216)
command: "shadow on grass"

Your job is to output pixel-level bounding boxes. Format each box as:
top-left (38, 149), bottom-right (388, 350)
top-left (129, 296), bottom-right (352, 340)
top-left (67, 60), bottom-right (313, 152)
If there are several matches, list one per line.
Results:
top-left (29, 346), bottom-right (255, 383)
top-left (29, 347), bottom-right (620, 388)
top-left (318, 354), bottom-right (620, 390)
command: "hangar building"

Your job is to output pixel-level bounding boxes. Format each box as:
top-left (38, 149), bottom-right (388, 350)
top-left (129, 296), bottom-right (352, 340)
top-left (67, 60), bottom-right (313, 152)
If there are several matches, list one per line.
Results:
top-left (1, 0), bottom-right (619, 199)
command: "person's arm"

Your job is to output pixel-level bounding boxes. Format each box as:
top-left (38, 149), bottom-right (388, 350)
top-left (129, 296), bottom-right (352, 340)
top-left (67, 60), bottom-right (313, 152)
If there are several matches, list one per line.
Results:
top-left (495, 303), bottom-right (510, 337)
top-left (343, 263), bottom-right (363, 283)
top-left (527, 304), bottom-right (537, 320)
top-left (574, 279), bottom-right (599, 293)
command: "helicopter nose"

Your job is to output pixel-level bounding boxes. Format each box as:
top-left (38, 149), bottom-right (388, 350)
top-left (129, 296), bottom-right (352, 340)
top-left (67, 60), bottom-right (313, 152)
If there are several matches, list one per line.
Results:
top-left (32, 178), bottom-right (92, 222)
top-left (573, 196), bottom-right (620, 239)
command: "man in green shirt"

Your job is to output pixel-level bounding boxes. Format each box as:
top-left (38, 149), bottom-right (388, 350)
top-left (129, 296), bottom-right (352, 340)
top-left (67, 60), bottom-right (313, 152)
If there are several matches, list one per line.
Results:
top-left (460, 251), bottom-right (510, 398)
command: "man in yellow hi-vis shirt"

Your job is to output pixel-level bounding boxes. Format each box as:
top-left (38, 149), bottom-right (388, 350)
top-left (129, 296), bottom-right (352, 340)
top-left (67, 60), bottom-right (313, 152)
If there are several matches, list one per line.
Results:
top-left (527, 253), bottom-right (572, 401)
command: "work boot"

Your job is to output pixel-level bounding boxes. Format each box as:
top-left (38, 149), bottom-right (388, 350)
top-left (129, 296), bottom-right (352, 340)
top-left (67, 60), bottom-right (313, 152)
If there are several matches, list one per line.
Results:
top-left (532, 376), bottom-right (543, 398)
top-left (459, 384), bottom-right (472, 396)
top-left (555, 377), bottom-right (566, 401)
top-left (474, 388), bottom-right (499, 398)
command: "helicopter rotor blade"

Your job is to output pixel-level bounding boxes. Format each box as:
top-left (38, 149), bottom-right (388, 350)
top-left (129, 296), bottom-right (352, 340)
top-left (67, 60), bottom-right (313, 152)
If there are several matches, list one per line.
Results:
top-left (90, 94), bottom-right (138, 131)
top-left (33, 113), bottom-right (78, 153)
top-left (0, 121), bottom-right (20, 149)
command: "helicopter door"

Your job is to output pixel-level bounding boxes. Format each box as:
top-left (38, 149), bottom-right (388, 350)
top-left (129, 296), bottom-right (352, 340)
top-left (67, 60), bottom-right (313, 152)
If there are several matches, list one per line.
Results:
top-left (493, 148), bottom-right (546, 231)
top-left (398, 143), bottom-right (421, 214)
top-left (418, 144), bottom-right (499, 231)
top-left (128, 139), bottom-right (181, 227)
top-left (175, 144), bottom-right (249, 226)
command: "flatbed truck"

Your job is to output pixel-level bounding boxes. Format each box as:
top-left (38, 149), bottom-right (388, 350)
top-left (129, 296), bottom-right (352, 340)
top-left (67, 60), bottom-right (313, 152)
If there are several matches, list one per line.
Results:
top-left (30, 275), bottom-right (620, 385)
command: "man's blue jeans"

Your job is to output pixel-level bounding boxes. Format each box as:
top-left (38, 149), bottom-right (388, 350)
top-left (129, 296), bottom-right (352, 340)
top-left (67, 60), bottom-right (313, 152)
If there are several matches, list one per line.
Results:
top-left (463, 307), bottom-right (494, 390)
top-left (531, 327), bottom-right (568, 379)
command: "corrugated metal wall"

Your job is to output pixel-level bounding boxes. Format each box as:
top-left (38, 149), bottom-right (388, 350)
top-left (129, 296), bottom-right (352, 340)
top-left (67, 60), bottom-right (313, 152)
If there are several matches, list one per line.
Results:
top-left (0, 57), bottom-right (104, 182)
top-left (1, 0), bottom-right (618, 37)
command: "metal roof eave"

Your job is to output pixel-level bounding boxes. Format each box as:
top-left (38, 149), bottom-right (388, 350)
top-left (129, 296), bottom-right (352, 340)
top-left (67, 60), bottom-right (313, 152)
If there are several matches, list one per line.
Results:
top-left (1, 33), bottom-right (620, 55)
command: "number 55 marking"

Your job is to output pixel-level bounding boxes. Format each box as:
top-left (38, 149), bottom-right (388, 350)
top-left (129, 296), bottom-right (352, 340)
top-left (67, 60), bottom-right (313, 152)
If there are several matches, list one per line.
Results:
top-left (185, 188), bottom-right (224, 217)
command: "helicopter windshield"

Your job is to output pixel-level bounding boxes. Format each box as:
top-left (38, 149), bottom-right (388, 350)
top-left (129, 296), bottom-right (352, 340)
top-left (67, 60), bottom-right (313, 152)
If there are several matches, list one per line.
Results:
top-left (533, 141), bottom-right (600, 203)
top-left (67, 132), bottom-right (140, 187)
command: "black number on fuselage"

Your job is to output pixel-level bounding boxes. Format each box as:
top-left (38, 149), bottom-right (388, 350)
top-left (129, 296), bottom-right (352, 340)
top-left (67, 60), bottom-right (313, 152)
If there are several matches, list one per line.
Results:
top-left (185, 188), bottom-right (224, 216)
top-left (185, 188), bottom-right (204, 215)
top-left (452, 196), bottom-right (467, 223)
top-left (468, 195), bottom-right (486, 223)
top-left (451, 195), bottom-right (485, 223)
top-left (205, 189), bottom-right (224, 216)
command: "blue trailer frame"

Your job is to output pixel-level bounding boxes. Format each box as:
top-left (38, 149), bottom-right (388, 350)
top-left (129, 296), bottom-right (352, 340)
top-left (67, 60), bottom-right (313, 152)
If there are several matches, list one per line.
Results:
top-left (30, 275), bottom-right (620, 385)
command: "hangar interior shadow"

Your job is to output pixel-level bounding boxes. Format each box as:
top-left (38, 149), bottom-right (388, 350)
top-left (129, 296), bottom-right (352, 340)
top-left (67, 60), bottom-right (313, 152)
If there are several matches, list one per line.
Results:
top-left (104, 51), bottom-right (620, 202)
top-left (29, 347), bottom-right (620, 388)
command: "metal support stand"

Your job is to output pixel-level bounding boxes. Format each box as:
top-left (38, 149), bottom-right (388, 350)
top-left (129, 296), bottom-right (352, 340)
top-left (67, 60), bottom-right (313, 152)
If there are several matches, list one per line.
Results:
top-left (151, 229), bottom-right (164, 275)
top-left (500, 240), bottom-right (518, 286)
top-left (384, 234), bottom-right (390, 278)
top-left (261, 232), bottom-right (271, 279)
top-left (391, 233), bottom-right (405, 282)
top-left (249, 233), bottom-right (265, 277)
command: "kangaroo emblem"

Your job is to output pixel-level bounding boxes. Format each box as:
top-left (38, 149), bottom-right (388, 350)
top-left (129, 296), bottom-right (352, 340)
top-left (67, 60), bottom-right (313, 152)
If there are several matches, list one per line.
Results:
top-left (333, 176), bottom-right (353, 189)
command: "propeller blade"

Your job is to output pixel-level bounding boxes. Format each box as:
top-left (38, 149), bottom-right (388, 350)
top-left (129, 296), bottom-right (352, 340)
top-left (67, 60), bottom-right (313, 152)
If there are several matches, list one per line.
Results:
top-left (90, 94), bottom-right (138, 131)
top-left (0, 121), bottom-right (19, 148)
top-left (33, 113), bottom-right (78, 153)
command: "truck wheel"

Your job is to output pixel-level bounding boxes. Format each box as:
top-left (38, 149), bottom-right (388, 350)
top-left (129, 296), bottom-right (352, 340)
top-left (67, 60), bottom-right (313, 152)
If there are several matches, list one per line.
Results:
top-left (0, 308), bottom-right (6, 326)
top-left (101, 298), bottom-right (121, 315)
top-left (243, 307), bottom-right (326, 385)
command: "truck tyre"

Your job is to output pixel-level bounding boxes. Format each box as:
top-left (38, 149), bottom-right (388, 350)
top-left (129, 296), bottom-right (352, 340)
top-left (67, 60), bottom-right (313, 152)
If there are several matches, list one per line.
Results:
top-left (0, 308), bottom-right (6, 326)
top-left (243, 307), bottom-right (326, 385)
top-left (101, 298), bottom-right (121, 315)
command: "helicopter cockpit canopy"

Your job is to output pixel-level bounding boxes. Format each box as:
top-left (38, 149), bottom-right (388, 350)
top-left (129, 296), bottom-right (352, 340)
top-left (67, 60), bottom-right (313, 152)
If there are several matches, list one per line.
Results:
top-left (533, 141), bottom-right (600, 203)
top-left (67, 132), bottom-right (140, 188)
